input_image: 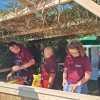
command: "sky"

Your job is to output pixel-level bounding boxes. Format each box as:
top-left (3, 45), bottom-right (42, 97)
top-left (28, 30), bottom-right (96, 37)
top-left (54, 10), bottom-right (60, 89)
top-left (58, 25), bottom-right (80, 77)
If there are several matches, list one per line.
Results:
top-left (0, 0), bottom-right (24, 10)
top-left (0, 0), bottom-right (71, 11)
top-left (0, 0), bottom-right (7, 10)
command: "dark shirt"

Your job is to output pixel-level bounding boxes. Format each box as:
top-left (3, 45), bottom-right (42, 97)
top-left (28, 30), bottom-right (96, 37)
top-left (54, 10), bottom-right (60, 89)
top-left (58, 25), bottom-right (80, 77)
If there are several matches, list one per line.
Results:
top-left (41, 56), bottom-right (57, 89)
top-left (64, 54), bottom-right (92, 84)
top-left (14, 48), bottom-right (34, 83)
top-left (14, 48), bottom-right (33, 65)
top-left (44, 56), bottom-right (57, 74)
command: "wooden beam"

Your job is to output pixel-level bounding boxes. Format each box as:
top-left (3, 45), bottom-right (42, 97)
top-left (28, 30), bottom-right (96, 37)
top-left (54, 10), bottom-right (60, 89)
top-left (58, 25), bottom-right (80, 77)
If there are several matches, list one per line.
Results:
top-left (0, 68), bottom-right (12, 73)
top-left (0, 25), bottom-right (58, 38)
top-left (0, 0), bottom-right (100, 23)
top-left (0, 23), bottom-right (99, 39)
top-left (0, 38), bottom-right (25, 43)
top-left (0, 82), bottom-right (100, 100)
top-left (17, 0), bottom-right (72, 7)
top-left (0, 0), bottom-right (72, 22)
top-left (74, 0), bottom-right (100, 17)
top-left (17, 0), bottom-right (34, 7)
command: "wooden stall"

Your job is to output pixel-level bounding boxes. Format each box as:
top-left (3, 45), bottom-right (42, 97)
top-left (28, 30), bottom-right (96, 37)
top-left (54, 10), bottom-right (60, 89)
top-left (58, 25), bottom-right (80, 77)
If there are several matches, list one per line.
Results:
top-left (0, 82), bottom-right (100, 100)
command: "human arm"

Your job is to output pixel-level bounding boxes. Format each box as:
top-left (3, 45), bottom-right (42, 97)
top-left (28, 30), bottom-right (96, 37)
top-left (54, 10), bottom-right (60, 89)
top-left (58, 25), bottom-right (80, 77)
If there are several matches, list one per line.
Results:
top-left (62, 68), bottom-right (68, 86)
top-left (47, 73), bottom-right (56, 88)
top-left (20, 59), bottom-right (35, 69)
top-left (7, 71), bottom-right (15, 78)
top-left (71, 56), bottom-right (92, 92)
top-left (12, 48), bottom-right (35, 71)
top-left (62, 55), bottom-right (68, 86)
top-left (12, 59), bottom-right (35, 71)
top-left (71, 71), bottom-right (91, 92)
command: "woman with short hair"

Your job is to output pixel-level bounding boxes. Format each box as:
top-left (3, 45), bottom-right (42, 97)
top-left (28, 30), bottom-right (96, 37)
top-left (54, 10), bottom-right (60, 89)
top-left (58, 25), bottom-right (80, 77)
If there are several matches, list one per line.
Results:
top-left (40, 46), bottom-right (57, 89)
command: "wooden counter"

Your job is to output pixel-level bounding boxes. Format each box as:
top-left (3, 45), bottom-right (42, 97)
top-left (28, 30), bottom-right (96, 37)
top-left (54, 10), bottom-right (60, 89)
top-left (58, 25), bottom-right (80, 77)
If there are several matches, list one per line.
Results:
top-left (0, 82), bottom-right (100, 100)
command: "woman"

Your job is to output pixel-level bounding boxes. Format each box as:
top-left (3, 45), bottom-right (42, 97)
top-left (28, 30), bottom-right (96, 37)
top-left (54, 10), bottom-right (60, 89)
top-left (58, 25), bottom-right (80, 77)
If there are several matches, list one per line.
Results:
top-left (40, 46), bottom-right (57, 89)
top-left (63, 39), bottom-right (92, 94)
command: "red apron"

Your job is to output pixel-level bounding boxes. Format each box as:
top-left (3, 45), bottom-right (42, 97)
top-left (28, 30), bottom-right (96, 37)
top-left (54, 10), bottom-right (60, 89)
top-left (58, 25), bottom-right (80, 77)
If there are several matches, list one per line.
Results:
top-left (40, 68), bottom-right (49, 88)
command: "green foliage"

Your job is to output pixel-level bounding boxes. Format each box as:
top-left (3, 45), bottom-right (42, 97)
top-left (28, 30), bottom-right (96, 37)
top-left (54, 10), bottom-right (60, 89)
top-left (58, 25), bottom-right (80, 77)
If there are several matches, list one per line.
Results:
top-left (0, 42), bottom-right (14, 79)
top-left (0, 9), bottom-right (6, 14)
top-left (0, 1), bottom-right (99, 42)
top-left (40, 39), bottom-right (68, 63)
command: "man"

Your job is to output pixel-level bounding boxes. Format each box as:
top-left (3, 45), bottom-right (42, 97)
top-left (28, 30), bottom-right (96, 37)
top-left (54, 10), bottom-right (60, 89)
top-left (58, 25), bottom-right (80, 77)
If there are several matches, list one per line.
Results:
top-left (7, 42), bottom-right (35, 85)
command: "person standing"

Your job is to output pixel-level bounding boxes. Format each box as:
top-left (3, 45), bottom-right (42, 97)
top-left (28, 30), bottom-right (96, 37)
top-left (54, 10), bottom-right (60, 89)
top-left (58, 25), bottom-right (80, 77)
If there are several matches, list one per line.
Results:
top-left (40, 46), bottom-right (57, 89)
top-left (7, 42), bottom-right (35, 85)
top-left (63, 39), bottom-right (92, 94)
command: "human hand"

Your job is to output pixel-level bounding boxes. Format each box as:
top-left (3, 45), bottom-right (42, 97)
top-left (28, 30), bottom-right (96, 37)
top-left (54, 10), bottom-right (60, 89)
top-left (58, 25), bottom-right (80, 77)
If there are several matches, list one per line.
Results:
top-left (62, 79), bottom-right (68, 86)
top-left (7, 72), bottom-right (12, 78)
top-left (71, 84), bottom-right (79, 92)
top-left (7, 72), bottom-right (13, 81)
top-left (12, 65), bottom-right (21, 71)
top-left (47, 82), bottom-right (52, 89)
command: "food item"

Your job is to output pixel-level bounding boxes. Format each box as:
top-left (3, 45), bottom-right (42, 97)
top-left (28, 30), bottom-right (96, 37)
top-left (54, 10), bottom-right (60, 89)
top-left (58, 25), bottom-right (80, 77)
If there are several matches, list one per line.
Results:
top-left (32, 74), bottom-right (41, 87)
top-left (6, 77), bottom-right (25, 85)
top-left (6, 79), bottom-right (18, 84)
top-left (17, 77), bottom-right (25, 85)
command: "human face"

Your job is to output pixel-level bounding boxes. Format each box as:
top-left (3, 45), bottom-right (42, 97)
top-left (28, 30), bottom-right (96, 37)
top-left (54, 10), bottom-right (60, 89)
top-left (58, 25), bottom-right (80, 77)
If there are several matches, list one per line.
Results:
top-left (69, 49), bottom-right (79, 57)
top-left (44, 49), bottom-right (50, 58)
top-left (9, 46), bottom-right (19, 54)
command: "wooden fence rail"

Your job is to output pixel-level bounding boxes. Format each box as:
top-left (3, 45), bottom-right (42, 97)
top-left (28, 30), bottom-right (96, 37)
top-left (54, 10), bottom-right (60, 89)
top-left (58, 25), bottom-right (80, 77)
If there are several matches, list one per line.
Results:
top-left (0, 82), bottom-right (100, 100)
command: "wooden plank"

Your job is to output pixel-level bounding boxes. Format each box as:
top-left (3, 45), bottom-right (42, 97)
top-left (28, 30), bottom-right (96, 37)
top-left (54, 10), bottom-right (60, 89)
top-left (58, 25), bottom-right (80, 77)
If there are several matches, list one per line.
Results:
top-left (18, 0), bottom-right (72, 7)
top-left (0, 18), bottom-right (96, 38)
top-left (74, 0), bottom-right (100, 17)
top-left (0, 25), bottom-right (58, 38)
top-left (17, 0), bottom-right (34, 7)
top-left (0, 0), bottom-right (100, 23)
top-left (0, 0), bottom-right (71, 22)
top-left (0, 24), bottom-right (99, 39)
top-left (0, 68), bottom-right (12, 73)
top-left (0, 82), bottom-right (100, 100)
top-left (0, 93), bottom-right (35, 100)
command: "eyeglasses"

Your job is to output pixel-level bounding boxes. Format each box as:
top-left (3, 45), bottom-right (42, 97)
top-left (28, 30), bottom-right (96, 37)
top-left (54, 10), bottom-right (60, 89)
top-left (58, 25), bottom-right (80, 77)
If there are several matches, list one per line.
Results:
top-left (69, 51), bottom-right (79, 55)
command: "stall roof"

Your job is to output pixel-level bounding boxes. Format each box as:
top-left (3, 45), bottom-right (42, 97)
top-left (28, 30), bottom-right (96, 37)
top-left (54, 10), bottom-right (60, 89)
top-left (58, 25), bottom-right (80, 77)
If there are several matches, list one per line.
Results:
top-left (0, 0), bottom-right (100, 43)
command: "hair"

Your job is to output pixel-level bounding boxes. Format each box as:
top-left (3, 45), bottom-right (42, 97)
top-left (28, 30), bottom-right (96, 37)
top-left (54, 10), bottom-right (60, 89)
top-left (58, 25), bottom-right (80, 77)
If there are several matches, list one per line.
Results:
top-left (67, 39), bottom-right (85, 57)
top-left (8, 42), bottom-right (20, 47)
